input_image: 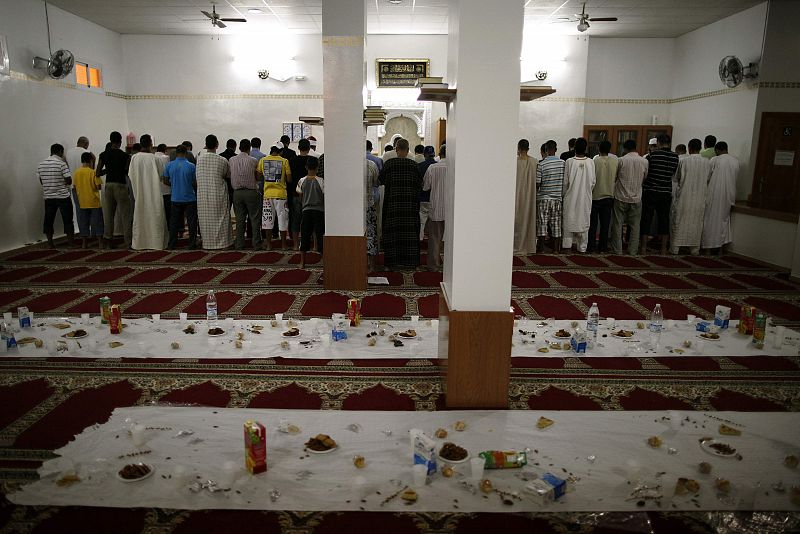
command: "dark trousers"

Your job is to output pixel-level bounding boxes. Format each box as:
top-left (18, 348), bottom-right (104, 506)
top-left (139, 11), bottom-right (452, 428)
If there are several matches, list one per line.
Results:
top-left (43, 197), bottom-right (74, 236)
top-left (587, 197), bottom-right (614, 252)
top-left (233, 189), bottom-right (263, 249)
top-left (300, 209), bottom-right (324, 254)
top-left (168, 201), bottom-right (198, 249)
top-left (640, 190), bottom-right (672, 236)
top-left (163, 195), bottom-right (172, 226)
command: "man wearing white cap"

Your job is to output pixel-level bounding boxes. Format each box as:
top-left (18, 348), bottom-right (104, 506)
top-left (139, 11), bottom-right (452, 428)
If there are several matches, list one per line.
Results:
top-left (647, 138), bottom-right (658, 157)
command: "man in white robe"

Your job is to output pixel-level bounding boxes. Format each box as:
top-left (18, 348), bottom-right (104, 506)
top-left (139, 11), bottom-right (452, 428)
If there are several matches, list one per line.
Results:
top-left (561, 138), bottom-right (595, 253)
top-left (670, 139), bottom-right (710, 255)
top-left (128, 135), bottom-right (167, 250)
top-left (702, 142), bottom-right (739, 253)
top-left (514, 139), bottom-right (537, 255)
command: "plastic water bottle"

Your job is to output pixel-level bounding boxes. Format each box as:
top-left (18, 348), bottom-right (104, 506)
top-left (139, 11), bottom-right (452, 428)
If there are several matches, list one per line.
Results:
top-left (586, 302), bottom-right (599, 348)
top-left (649, 303), bottom-right (663, 350)
top-left (206, 290), bottom-right (218, 327)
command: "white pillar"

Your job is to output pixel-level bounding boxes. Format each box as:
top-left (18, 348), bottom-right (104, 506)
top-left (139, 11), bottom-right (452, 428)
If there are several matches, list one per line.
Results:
top-left (322, 0), bottom-right (366, 237)
top-left (321, 0), bottom-right (368, 289)
top-left (443, 0), bottom-right (523, 311)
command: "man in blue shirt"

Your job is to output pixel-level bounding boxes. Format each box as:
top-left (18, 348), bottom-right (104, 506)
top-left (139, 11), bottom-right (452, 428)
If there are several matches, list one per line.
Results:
top-left (163, 145), bottom-right (198, 250)
top-left (366, 140), bottom-right (383, 172)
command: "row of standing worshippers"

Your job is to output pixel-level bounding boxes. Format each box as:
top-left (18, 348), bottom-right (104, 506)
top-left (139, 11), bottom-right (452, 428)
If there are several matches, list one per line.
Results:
top-left (36, 132), bottom-right (325, 262)
top-left (513, 133), bottom-right (739, 256)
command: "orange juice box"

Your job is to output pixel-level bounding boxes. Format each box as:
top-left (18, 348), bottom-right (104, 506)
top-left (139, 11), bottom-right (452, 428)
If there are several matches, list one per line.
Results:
top-left (244, 420), bottom-right (267, 474)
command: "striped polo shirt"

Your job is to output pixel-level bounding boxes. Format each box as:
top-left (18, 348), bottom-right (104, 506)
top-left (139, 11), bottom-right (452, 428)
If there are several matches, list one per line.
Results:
top-left (642, 149), bottom-right (679, 195)
top-left (37, 155), bottom-right (72, 199)
top-left (536, 155), bottom-right (565, 200)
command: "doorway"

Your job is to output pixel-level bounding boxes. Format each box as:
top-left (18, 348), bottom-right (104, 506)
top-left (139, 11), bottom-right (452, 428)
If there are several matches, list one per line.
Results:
top-left (750, 112), bottom-right (800, 213)
top-left (380, 116), bottom-right (422, 155)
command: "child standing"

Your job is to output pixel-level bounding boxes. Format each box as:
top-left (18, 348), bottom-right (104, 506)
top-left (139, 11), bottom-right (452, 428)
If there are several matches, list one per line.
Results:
top-left (72, 152), bottom-right (104, 248)
top-left (296, 157), bottom-right (324, 269)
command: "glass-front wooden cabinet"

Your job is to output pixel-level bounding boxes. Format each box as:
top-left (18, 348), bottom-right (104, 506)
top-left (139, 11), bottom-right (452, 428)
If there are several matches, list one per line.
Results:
top-left (583, 125), bottom-right (673, 157)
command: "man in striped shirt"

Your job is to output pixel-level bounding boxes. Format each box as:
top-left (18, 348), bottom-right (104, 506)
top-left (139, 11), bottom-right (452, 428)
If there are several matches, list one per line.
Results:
top-left (536, 140), bottom-right (565, 253)
top-left (422, 145), bottom-right (447, 270)
top-left (37, 143), bottom-right (75, 248)
top-left (230, 139), bottom-right (262, 250)
top-left (640, 133), bottom-right (679, 255)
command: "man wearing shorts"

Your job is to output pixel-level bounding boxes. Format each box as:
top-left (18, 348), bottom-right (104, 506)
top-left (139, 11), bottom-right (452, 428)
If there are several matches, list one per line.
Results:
top-left (536, 140), bottom-right (565, 253)
top-left (640, 134), bottom-right (679, 255)
top-left (257, 145), bottom-right (291, 250)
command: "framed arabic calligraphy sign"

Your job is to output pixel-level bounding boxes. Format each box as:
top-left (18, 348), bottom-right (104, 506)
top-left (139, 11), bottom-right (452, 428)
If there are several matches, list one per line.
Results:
top-left (376, 58), bottom-right (430, 88)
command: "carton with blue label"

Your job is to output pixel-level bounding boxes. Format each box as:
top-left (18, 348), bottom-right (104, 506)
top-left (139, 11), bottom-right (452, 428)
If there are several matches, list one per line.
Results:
top-left (570, 328), bottom-right (587, 354)
top-left (714, 305), bottom-right (731, 329)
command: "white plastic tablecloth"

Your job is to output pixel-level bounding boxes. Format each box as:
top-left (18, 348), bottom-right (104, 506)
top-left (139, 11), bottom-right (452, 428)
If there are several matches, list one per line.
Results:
top-left (2, 317), bottom-right (796, 360)
top-left (10, 407), bottom-right (800, 512)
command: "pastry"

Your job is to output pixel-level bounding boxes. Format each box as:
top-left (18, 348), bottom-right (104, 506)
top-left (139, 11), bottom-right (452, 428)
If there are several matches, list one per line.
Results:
top-left (64, 329), bottom-right (87, 338)
top-left (636, 321), bottom-right (645, 329)
top-left (698, 462), bottom-right (712, 474)
top-left (435, 428), bottom-right (448, 439)
top-left (108, 341), bottom-right (124, 348)
top-left (208, 327), bottom-right (224, 336)
top-left (183, 324), bottom-right (195, 334)
top-left (52, 323), bottom-right (71, 329)
top-left (536, 416), bottom-right (554, 430)
top-left (34, 339), bottom-right (44, 348)
top-left (353, 455), bottom-right (366, 468)
top-left (715, 478), bottom-right (731, 493)
top-left (701, 332), bottom-right (720, 340)
top-left (647, 436), bottom-right (662, 448)
top-left (480, 479), bottom-right (493, 493)
top-left (454, 421), bottom-right (466, 431)
top-left (554, 329), bottom-right (571, 338)
top-left (367, 338), bottom-right (377, 346)
top-left (719, 424), bottom-right (741, 436)
top-left (398, 329), bottom-right (417, 338)
top-left (282, 328), bottom-right (300, 337)
top-left (56, 473), bottom-right (81, 487)
top-left (675, 477), bottom-right (700, 495)
top-left (401, 489), bottom-right (418, 503)
top-left (442, 466), bottom-right (454, 477)
top-left (270, 320), bottom-right (279, 327)
top-left (235, 340), bottom-right (243, 349)
top-left (537, 347), bottom-right (550, 353)
top-left (784, 455), bottom-right (798, 469)
top-left (16, 337), bottom-right (38, 345)
top-left (612, 329), bottom-right (634, 337)
top-left (171, 342), bottom-right (180, 350)
top-left (682, 340), bottom-right (692, 348)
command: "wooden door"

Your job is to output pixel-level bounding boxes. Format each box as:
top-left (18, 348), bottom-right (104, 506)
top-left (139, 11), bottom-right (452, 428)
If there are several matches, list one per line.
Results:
top-left (644, 126), bottom-right (673, 148)
top-left (614, 127), bottom-right (640, 157)
top-left (435, 119), bottom-right (447, 151)
top-left (584, 126), bottom-right (612, 158)
top-left (750, 112), bottom-right (800, 213)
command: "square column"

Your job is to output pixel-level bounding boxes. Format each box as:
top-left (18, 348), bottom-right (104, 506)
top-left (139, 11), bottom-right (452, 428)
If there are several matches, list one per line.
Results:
top-left (442, 0), bottom-right (524, 408)
top-left (322, 0), bottom-right (367, 290)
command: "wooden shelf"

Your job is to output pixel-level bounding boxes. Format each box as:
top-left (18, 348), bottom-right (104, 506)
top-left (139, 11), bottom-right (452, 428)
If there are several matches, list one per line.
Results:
top-left (299, 116), bottom-right (323, 126)
top-left (418, 85), bottom-right (556, 103)
top-left (418, 87), bottom-right (456, 103)
top-left (520, 85), bottom-right (555, 101)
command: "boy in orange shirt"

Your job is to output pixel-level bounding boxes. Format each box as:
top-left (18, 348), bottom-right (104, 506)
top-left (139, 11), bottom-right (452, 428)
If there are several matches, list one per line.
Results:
top-left (72, 152), bottom-right (104, 248)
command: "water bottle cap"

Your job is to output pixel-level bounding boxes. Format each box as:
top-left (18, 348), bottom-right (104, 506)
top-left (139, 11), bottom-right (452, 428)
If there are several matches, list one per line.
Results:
top-left (592, 302), bottom-right (597, 306)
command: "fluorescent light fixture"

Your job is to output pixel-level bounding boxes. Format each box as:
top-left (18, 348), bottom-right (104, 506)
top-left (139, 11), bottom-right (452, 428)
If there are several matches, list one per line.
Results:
top-left (248, 8), bottom-right (263, 14)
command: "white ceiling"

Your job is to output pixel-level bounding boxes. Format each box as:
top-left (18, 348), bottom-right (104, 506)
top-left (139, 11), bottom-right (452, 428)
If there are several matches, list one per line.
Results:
top-left (46, 0), bottom-right (765, 38)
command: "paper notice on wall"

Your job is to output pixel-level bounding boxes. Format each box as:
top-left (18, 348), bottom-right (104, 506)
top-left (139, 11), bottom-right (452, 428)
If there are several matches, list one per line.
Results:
top-left (774, 150), bottom-right (795, 166)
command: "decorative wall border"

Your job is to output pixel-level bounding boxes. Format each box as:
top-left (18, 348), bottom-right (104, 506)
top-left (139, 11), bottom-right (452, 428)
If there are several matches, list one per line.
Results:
top-left (8, 68), bottom-right (799, 105)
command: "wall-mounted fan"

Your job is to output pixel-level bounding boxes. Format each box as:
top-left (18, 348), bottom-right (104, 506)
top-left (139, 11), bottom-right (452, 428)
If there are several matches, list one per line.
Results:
top-left (718, 56), bottom-right (759, 88)
top-left (200, 3), bottom-right (246, 29)
top-left (553, 2), bottom-right (619, 33)
top-left (32, 49), bottom-right (75, 79)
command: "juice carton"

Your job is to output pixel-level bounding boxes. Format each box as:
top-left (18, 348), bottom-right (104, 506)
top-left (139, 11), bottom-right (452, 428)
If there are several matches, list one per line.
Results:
top-left (244, 420), bottom-right (267, 474)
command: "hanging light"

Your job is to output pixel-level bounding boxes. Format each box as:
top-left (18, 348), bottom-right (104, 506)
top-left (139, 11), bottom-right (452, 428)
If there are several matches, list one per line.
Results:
top-left (577, 20), bottom-right (589, 32)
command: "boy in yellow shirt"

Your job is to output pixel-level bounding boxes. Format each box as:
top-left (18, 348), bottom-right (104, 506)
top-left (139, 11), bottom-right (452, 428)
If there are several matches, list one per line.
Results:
top-left (72, 152), bottom-right (104, 248)
top-left (257, 145), bottom-right (291, 250)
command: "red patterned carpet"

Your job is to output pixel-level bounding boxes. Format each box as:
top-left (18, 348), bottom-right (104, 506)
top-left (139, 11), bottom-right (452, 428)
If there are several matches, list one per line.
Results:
top-left (2, 243), bottom-right (800, 532)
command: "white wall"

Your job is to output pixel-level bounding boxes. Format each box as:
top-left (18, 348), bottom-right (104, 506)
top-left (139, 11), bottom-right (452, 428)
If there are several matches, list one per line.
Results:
top-left (730, 212), bottom-right (796, 269)
top-left (0, 0), bottom-right (128, 251)
top-left (584, 38), bottom-right (673, 127)
top-left (519, 35), bottom-right (589, 153)
top-left (670, 2), bottom-right (767, 196)
top-left (121, 34), bottom-right (324, 152)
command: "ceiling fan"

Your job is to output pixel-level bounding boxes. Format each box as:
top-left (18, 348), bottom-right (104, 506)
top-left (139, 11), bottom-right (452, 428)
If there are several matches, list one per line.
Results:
top-left (554, 2), bottom-right (618, 33)
top-left (200, 3), bottom-right (247, 29)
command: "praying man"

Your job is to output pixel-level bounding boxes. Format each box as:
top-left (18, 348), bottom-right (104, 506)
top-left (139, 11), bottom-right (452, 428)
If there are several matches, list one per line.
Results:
top-left (669, 138), bottom-right (709, 255)
top-left (701, 142), bottom-right (739, 254)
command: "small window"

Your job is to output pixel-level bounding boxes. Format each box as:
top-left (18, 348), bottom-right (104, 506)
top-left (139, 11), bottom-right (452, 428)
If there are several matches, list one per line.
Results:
top-left (75, 60), bottom-right (103, 91)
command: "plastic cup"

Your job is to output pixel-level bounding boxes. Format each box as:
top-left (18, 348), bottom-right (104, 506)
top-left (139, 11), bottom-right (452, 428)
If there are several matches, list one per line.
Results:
top-left (686, 314), bottom-right (696, 324)
top-left (695, 340), bottom-right (706, 355)
top-left (131, 424), bottom-right (146, 447)
top-left (666, 319), bottom-right (675, 330)
top-left (410, 315), bottom-right (420, 323)
top-left (606, 317), bottom-right (615, 329)
top-left (2, 312), bottom-right (11, 323)
top-left (81, 313), bottom-right (90, 325)
top-left (469, 457), bottom-right (485, 480)
top-left (772, 326), bottom-right (785, 349)
top-left (152, 314), bottom-right (160, 323)
top-left (179, 312), bottom-right (188, 322)
top-left (431, 319), bottom-right (439, 329)
top-left (218, 460), bottom-right (239, 488)
top-left (275, 313), bottom-right (284, 322)
top-left (412, 464), bottom-right (428, 487)
top-left (172, 465), bottom-right (188, 487)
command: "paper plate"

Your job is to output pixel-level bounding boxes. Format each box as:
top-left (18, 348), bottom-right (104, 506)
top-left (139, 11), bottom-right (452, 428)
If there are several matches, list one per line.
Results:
top-left (700, 439), bottom-right (738, 457)
top-left (63, 331), bottom-right (88, 339)
top-left (207, 330), bottom-right (226, 337)
top-left (116, 464), bottom-right (155, 482)
top-left (306, 445), bottom-right (338, 454)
